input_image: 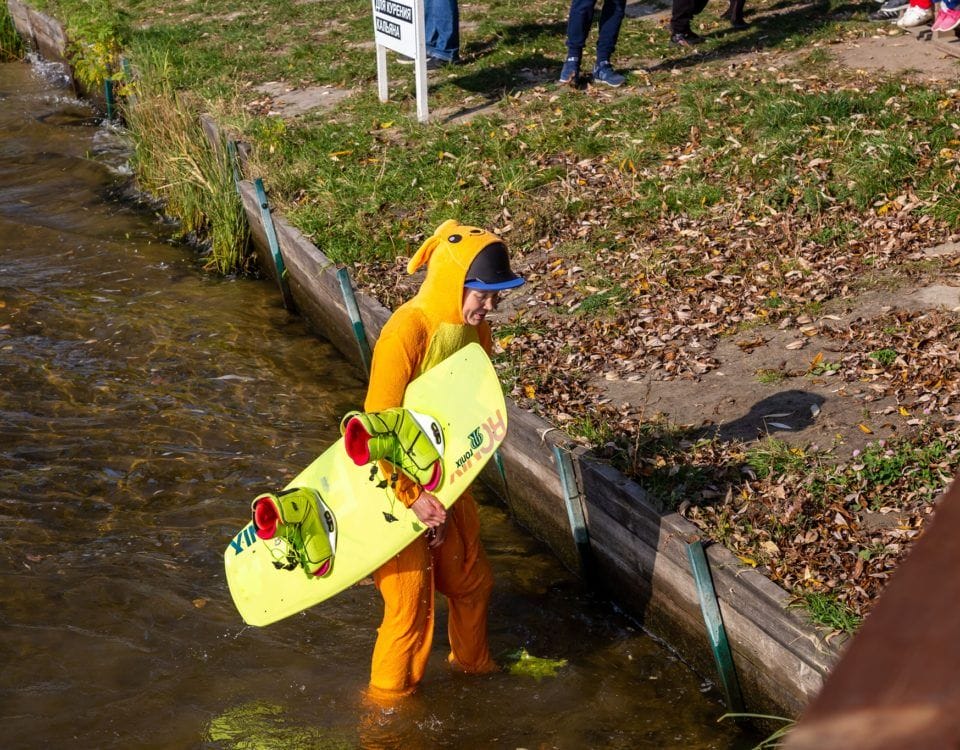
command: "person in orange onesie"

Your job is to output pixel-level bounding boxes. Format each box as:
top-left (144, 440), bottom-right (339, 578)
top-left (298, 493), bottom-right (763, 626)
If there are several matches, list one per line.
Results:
top-left (363, 218), bottom-right (524, 703)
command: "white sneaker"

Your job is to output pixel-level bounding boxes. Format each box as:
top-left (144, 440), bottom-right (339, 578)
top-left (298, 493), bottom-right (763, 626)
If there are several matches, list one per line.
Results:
top-left (896, 4), bottom-right (934, 26)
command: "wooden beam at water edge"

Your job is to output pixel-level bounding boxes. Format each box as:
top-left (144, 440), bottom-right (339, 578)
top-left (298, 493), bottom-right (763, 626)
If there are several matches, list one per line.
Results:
top-left (785, 473), bottom-right (960, 750)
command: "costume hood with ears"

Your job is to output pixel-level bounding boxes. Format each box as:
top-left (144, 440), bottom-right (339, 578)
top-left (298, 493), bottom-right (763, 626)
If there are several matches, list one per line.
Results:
top-left (406, 219), bottom-right (508, 325)
top-left (364, 219), bottom-right (518, 422)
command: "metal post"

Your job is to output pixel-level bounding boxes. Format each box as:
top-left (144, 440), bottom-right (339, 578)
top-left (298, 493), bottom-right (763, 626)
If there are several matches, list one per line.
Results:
top-left (104, 79), bottom-right (114, 120)
top-left (336, 267), bottom-right (372, 377)
top-left (552, 444), bottom-right (590, 573)
top-left (253, 178), bottom-right (293, 310)
top-left (226, 140), bottom-right (242, 190)
top-left (687, 540), bottom-right (745, 713)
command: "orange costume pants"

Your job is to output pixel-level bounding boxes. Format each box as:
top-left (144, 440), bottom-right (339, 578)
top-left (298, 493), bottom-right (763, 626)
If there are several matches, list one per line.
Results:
top-left (368, 490), bottom-right (495, 700)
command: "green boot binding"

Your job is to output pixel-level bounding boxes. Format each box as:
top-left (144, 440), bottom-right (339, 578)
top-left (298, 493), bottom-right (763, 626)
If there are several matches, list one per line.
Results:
top-left (340, 407), bottom-right (444, 490)
top-left (251, 487), bottom-right (335, 577)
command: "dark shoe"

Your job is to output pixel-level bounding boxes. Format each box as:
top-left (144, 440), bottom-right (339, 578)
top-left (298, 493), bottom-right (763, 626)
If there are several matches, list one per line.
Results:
top-left (670, 30), bottom-right (704, 46)
top-left (730, 17), bottom-right (751, 29)
top-left (426, 56), bottom-right (446, 71)
top-left (868, 0), bottom-right (907, 20)
top-left (559, 56), bottom-right (580, 85)
top-left (396, 54), bottom-right (415, 64)
top-left (592, 61), bottom-right (625, 87)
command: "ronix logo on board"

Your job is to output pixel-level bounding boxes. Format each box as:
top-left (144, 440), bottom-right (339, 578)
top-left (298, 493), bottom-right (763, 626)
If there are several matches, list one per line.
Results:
top-left (228, 524), bottom-right (259, 555)
top-left (451, 409), bottom-right (507, 484)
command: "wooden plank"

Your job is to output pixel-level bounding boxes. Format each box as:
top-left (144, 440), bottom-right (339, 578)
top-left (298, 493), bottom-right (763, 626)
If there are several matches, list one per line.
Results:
top-left (578, 457), bottom-right (837, 715)
top-left (785, 474), bottom-right (960, 749)
top-left (493, 405), bottom-right (583, 570)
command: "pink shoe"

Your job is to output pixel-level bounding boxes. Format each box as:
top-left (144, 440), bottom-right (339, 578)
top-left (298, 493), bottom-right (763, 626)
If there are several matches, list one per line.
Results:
top-left (934, 6), bottom-right (960, 30)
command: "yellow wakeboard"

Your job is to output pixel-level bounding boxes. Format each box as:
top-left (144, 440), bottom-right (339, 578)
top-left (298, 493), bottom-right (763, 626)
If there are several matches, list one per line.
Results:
top-left (224, 343), bottom-right (507, 626)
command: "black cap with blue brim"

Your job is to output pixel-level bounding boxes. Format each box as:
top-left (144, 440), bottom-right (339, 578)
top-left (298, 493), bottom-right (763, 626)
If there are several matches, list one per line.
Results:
top-left (463, 242), bottom-right (525, 291)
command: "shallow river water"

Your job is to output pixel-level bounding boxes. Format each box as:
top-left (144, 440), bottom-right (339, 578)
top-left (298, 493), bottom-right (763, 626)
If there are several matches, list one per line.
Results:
top-left (0, 59), bottom-right (757, 749)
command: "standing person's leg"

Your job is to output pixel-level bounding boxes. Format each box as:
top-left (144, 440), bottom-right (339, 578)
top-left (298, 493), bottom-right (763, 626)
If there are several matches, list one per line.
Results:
top-left (433, 491), bottom-right (496, 673)
top-left (368, 537), bottom-right (435, 701)
top-left (934, 0), bottom-right (960, 31)
top-left (728, 0), bottom-right (748, 27)
top-left (592, 0), bottom-right (626, 86)
top-left (897, 0), bottom-right (934, 26)
top-left (595, 0), bottom-right (626, 63)
top-left (670, 0), bottom-right (707, 43)
top-left (560, 0), bottom-right (596, 83)
top-left (670, 0), bottom-right (697, 34)
top-left (424, 0), bottom-right (460, 62)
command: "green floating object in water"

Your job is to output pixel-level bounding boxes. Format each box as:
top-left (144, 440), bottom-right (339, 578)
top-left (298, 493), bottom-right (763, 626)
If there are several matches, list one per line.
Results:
top-left (504, 648), bottom-right (567, 680)
top-left (207, 702), bottom-right (353, 750)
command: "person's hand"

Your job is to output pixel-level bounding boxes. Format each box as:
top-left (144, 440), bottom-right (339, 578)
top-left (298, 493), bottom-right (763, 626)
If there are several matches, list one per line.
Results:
top-left (410, 491), bottom-right (446, 528)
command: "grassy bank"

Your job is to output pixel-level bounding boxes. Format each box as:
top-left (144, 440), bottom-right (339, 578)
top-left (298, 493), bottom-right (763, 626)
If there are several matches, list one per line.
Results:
top-left (30, 0), bottom-right (960, 631)
top-left (1, 1), bottom-right (24, 59)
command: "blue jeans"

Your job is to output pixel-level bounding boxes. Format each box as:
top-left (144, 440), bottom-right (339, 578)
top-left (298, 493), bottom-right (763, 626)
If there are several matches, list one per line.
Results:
top-left (425, 0), bottom-right (459, 61)
top-left (564, 0), bottom-right (626, 63)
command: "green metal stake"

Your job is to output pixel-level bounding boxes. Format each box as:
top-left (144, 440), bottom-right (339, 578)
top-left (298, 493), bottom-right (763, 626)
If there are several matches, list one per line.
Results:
top-left (253, 178), bottom-right (293, 310)
top-left (493, 449), bottom-right (508, 492)
top-left (687, 540), bottom-right (745, 713)
top-left (226, 140), bottom-right (242, 190)
top-left (120, 58), bottom-right (137, 108)
top-left (552, 444), bottom-right (590, 572)
top-left (104, 79), bottom-right (114, 121)
top-left (335, 267), bottom-right (372, 378)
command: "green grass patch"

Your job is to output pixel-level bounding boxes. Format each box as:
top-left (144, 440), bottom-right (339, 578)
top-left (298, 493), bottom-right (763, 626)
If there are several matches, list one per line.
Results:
top-left (755, 368), bottom-right (786, 385)
top-left (795, 591), bottom-right (862, 633)
top-left (746, 439), bottom-right (808, 479)
top-left (0, 2), bottom-right (24, 60)
top-left (869, 348), bottom-right (897, 367)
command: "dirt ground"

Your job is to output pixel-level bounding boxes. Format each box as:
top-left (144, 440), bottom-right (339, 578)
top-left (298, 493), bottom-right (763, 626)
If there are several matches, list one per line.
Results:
top-left (599, 271), bottom-right (960, 459)
top-left (593, 25), bottom-right (960, 459)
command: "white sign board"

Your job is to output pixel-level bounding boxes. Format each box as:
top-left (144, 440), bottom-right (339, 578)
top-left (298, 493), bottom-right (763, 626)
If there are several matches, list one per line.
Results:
top-left (372, 0), bottom-right (417, 58)
top-left (371, 0), bottom-right (428, 122)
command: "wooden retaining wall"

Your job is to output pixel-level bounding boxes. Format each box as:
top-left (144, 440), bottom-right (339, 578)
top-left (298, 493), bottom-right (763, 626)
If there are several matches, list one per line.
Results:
top-left (7, 0), bottom-right (841, 718)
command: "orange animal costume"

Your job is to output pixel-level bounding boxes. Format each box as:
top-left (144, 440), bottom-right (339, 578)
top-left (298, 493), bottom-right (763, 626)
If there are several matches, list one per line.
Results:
top-left (364, 219), bottom-right (522, 701)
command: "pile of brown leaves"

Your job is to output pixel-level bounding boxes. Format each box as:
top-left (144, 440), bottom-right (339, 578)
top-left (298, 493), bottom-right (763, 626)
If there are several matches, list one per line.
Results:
top-left (352, 102), bottom-right (960, 631)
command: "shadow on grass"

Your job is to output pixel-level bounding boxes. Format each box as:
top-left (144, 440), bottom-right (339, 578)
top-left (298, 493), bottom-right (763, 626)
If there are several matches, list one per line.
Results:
top-left (642, 0), bottom-right (861, 74)
top-left (433, 0), bottom-right (871, 106)
top-left (616, 389), bottom-right (827, 513)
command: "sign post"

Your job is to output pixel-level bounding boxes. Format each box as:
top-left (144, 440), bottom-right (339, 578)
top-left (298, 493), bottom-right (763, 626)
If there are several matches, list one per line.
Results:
top-left (371, 0), bottom-right (429, 123)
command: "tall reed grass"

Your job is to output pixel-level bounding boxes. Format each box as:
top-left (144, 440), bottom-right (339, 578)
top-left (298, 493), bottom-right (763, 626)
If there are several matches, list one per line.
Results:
top-left (122, 47), bottom-right (249, 275)
top-left (0, 3), bottom-right (25, 61)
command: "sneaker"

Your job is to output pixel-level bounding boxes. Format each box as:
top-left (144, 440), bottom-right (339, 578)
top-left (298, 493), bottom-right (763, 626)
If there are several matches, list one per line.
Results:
top-left (933, 5), bottom-right (960, 30)
top-left (341, 407), bottom-right (443, 490)
top-left (559, 56), bottom-right (580, 85)
top-left (869, 0), bottom-right (907, 20)
top-left (670, 30), bottom-right (705, 46)
top-left (397, 55), bottom-right (451, 69)
top-left (896, 4), bottom-right (934, 27)
top-left (252, 488), bottom-right (335, 577)
top-left (592, 61), bottom-right (625, 87)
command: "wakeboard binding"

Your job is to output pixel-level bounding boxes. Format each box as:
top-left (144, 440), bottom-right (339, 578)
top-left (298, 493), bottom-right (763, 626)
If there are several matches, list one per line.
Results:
top-left (340, 407), bottom-right (444, 490)
top-left (251, 487), bottom-right (336, 578)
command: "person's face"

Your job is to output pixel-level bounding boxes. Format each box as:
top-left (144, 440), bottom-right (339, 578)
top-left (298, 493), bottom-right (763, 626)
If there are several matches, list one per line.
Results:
top-left (462, 288), bottom-right (499, 326)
